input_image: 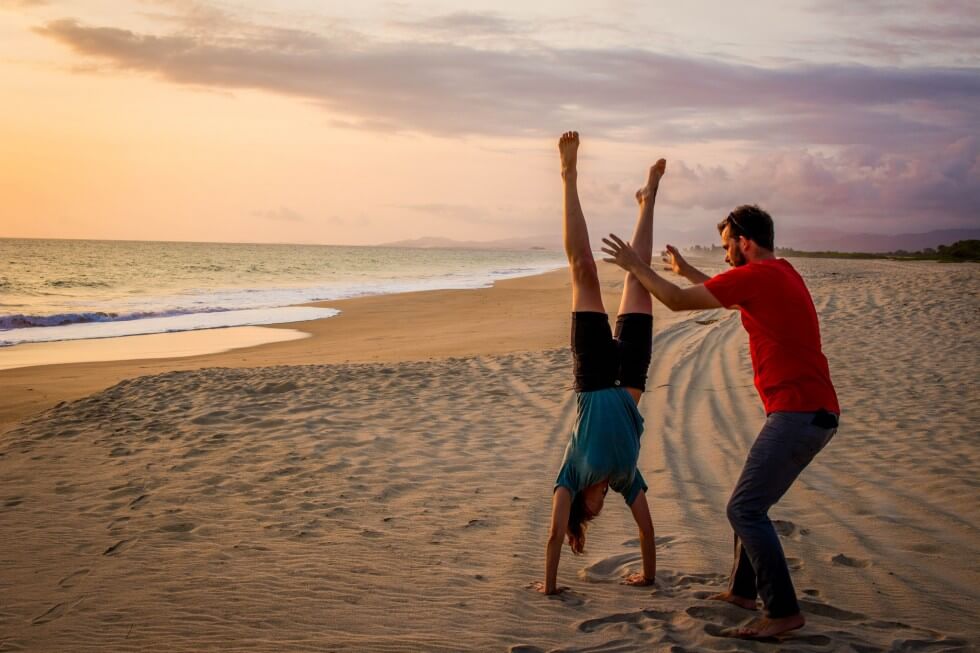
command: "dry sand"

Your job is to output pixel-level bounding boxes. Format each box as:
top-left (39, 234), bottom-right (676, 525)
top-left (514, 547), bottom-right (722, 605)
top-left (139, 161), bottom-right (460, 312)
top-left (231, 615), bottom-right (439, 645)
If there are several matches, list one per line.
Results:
top-left (1, 257), bottom-right (978, 652)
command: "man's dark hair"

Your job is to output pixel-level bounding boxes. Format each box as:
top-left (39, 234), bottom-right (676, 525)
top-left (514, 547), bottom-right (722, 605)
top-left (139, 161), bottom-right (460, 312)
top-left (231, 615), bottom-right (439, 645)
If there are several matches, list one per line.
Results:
top-left (717, 205), bottom-right (775, 251)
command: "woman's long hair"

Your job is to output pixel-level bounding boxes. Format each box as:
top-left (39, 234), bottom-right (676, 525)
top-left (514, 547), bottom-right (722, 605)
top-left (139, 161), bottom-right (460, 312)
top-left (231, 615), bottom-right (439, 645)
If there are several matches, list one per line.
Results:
top-left (567, 492), bottom-right (599, 554)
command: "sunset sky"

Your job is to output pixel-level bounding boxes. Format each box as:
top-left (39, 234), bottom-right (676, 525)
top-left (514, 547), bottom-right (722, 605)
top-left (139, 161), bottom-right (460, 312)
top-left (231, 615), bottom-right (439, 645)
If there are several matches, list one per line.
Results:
top-left (1, 0), bottom-right (977, 246)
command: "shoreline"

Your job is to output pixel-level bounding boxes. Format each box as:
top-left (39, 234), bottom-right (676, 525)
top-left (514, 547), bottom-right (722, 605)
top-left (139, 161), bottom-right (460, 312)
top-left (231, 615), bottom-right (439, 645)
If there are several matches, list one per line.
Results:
top-left (1, 264), bottom-right (686, 433)
top-left (0, 326), bottom-right (313, 372)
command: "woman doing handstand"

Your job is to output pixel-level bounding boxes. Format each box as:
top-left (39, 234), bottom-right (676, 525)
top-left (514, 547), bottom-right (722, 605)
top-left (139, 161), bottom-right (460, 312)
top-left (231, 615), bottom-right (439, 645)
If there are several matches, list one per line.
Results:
top-left (533, 131), bottom-right (664, 595)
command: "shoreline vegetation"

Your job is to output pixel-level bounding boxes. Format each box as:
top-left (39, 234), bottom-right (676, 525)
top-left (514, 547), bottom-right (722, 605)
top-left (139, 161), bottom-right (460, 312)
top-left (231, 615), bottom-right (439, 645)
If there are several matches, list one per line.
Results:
top-left (683, 239), bottom-right (980, 262)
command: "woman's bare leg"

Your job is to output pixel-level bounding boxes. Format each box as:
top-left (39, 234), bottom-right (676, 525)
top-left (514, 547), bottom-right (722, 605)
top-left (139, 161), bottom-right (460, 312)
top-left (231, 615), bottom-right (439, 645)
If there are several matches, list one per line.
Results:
top-left (617, 159), bottom-right (665, 317)
top-left (559, 131), bottom-right (605, 313)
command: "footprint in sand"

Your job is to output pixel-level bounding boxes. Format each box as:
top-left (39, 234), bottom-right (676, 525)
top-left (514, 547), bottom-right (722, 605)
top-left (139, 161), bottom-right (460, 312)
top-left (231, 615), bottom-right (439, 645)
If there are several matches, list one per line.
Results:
top-left (159, 522), bottom-right (196, 534)
top-left (786, 556), bottom-right (805, 570)
top-left (831, 553), bottom-right (872, 568)
top-left (798, 597), bottom-right (866, 621)
top-left (685, 604), bottom-right (737, 622)
top-left (773, 518), bottom-right (809, 540)
top-left (621, 534), bottom-right (677, 548)
top-left (58, 569), bottom-right (90, 589)
top-left (906, 542), bottom-right (942, 555)
top-left (103, 537), bottom-right (138, 556)
top-left (32, 598), bottom-right (83, 625)
top-left (524, 585), bottom-right (587, 608)
top-left (577, 607), bottom-right (674, 633)
top-left (128, 494), bottom-right (149, 509)
top-left (661, 570), bottom-right (727, 590)
top-left (578, 552), bottom-right (641, 582)
top-left (707, 624), bottom-right (832, 647)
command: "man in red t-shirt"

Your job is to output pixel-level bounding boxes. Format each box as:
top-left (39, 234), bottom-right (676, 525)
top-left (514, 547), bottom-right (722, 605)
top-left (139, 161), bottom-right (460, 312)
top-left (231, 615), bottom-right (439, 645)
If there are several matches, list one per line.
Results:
top-left (602, 205), bottom-right (839, 640)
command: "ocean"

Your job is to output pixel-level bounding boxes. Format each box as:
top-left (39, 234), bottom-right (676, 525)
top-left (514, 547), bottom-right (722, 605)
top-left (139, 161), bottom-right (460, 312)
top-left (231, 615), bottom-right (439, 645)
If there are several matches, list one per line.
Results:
top-left (0, 239), bottom-right (565, 346)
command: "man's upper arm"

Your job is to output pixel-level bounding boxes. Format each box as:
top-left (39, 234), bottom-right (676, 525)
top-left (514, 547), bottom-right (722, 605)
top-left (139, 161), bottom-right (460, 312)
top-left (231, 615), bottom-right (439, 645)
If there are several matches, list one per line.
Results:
top-left (675, 285), bottom-right (723, 310)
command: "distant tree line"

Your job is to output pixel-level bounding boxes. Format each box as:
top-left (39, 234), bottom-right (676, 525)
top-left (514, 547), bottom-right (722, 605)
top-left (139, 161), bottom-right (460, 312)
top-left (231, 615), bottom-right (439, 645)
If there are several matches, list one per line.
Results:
top-left (682, 240), bottom-right (980, 262)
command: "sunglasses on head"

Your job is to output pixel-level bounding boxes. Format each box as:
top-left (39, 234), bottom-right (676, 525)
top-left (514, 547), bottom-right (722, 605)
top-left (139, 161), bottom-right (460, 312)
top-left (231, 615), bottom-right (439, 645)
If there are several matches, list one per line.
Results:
top-left (727, 212), bottom-right (747, 236)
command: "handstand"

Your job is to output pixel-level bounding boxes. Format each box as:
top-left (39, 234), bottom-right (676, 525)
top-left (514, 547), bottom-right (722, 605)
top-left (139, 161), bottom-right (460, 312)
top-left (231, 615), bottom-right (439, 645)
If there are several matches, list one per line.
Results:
top-left (533, 131), bottom-right (663, 595)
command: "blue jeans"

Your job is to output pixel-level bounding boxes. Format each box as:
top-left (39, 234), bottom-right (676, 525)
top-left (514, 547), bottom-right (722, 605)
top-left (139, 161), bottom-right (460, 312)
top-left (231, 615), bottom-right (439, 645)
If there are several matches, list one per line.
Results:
top-left (726, 411), bottom-right (838, 618)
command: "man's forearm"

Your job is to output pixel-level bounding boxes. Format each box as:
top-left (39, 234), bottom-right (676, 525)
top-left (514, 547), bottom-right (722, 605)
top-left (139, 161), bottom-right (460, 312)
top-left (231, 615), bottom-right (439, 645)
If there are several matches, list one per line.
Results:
top-left (630, 264), bottom-right (684, 310)
top-left (681, 265), bottom-right (711, 285)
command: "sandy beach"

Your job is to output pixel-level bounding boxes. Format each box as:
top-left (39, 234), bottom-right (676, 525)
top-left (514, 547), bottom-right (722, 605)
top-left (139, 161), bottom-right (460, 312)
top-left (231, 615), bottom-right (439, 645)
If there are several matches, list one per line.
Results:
top-left (1, 257), bottom-right (978, 652)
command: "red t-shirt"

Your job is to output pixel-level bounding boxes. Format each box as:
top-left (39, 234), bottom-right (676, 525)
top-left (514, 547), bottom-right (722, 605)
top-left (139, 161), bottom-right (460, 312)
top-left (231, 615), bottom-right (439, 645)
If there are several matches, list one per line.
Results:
top-left (703, 258), bottom-right (840, 415)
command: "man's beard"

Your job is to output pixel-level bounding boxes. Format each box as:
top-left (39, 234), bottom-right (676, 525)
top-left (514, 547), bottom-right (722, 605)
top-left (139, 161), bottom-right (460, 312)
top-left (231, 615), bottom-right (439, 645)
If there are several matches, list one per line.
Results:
top-left (729, 247), bottom-right (747, 267)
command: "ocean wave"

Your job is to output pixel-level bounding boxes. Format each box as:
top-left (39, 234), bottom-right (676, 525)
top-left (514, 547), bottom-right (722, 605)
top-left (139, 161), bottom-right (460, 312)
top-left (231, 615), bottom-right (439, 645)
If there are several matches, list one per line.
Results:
top-left (0, 306), bottom-right (340, 347)
top-left (0, 309), bottom-right (225, 331)
top-left (44, 279), bottom-right (112, 289)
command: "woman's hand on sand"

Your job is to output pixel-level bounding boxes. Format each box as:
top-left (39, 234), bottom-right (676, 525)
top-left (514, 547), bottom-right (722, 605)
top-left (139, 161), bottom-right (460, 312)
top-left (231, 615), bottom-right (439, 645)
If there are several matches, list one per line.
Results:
top-left (529, 580), bottom-right (567, 595)
top-left (602, 235), bottom-right (644, 273)
top-left (620, 572), bottom-right (655, 587)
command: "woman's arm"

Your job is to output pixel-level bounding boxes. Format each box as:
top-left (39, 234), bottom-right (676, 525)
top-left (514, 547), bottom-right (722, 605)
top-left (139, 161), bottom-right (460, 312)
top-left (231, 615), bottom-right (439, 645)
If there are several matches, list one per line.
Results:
top-left (623, 490), bottom-right (656, 586)
top-left (536, 487), bottom-right (572, 594)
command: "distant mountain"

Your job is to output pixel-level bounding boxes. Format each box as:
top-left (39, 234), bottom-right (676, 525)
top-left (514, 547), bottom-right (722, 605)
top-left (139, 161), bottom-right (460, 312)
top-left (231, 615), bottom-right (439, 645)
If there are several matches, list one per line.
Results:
top-left (378, 235), bottom-right (561, 250)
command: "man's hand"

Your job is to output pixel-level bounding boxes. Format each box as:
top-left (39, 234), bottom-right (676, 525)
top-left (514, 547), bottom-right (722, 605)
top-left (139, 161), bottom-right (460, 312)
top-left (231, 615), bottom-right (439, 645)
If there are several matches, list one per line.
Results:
top-left (528, 580), bottom-right (567, 595)
top-left (621, 572), bottom-right (655, 587)
top-left (663, 244), bottom-right (689, 276)
top-left (601, 234), bottom-right (645, 273)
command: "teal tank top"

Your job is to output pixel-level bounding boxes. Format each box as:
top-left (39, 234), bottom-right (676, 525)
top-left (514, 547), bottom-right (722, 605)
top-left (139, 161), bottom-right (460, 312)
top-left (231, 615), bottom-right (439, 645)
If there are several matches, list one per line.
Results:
top-left (554, 387), bottom-right (647, 505)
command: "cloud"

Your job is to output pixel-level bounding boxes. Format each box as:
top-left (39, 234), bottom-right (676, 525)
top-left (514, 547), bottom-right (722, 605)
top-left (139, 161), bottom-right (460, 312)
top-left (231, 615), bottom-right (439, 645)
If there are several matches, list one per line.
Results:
top-left (252, 206), bottom-right (304, 223)
top-left (33, 17), bottom-right (980, 147)
top-left (662, 135), bottom-right (980, 227)
top-left (804, 0), bottom-right (980, 64)
top-left (29, 8), bottom-right (980, 229)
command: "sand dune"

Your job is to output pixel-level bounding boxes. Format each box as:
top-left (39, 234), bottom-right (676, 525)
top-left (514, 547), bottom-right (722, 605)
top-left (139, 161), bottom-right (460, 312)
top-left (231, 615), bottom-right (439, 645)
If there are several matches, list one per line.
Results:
top-left (1, 258), bottom-right (977, 651)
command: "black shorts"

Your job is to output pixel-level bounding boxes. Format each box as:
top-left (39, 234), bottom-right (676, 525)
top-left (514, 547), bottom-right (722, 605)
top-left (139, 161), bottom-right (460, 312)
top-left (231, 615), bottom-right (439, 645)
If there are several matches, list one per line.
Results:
top-left (571, 311), bottom-right (653, 393)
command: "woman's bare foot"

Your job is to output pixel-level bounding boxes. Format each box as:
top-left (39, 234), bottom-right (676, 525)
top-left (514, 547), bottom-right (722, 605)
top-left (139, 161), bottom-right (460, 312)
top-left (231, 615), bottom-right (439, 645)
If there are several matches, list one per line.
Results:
top-left (722, 613), bottom-right (806, 639)
top-left (708, 590), bottom-right (758, 611)
top-left (559, 131), bottom-right (579, 179)
top-left (635, 158), bottom-right (666, 204)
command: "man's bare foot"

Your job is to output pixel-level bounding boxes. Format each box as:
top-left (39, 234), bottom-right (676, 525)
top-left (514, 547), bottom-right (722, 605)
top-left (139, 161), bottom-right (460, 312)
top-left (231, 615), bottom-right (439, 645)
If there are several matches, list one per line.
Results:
top-left (559, 131), bottom-right (579, 178)
top-left (708, 591), bottom-right (758, 611)
top-left (721, 614), bottom-right (805, 639)
top-left (635, 158), bottom-right (666, 204)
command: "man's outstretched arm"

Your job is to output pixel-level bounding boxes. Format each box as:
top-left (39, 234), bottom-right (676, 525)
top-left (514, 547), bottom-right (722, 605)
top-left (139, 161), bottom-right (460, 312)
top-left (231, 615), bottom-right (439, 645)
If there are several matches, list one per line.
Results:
top-left (602, 235), bottom-right (722, 312)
